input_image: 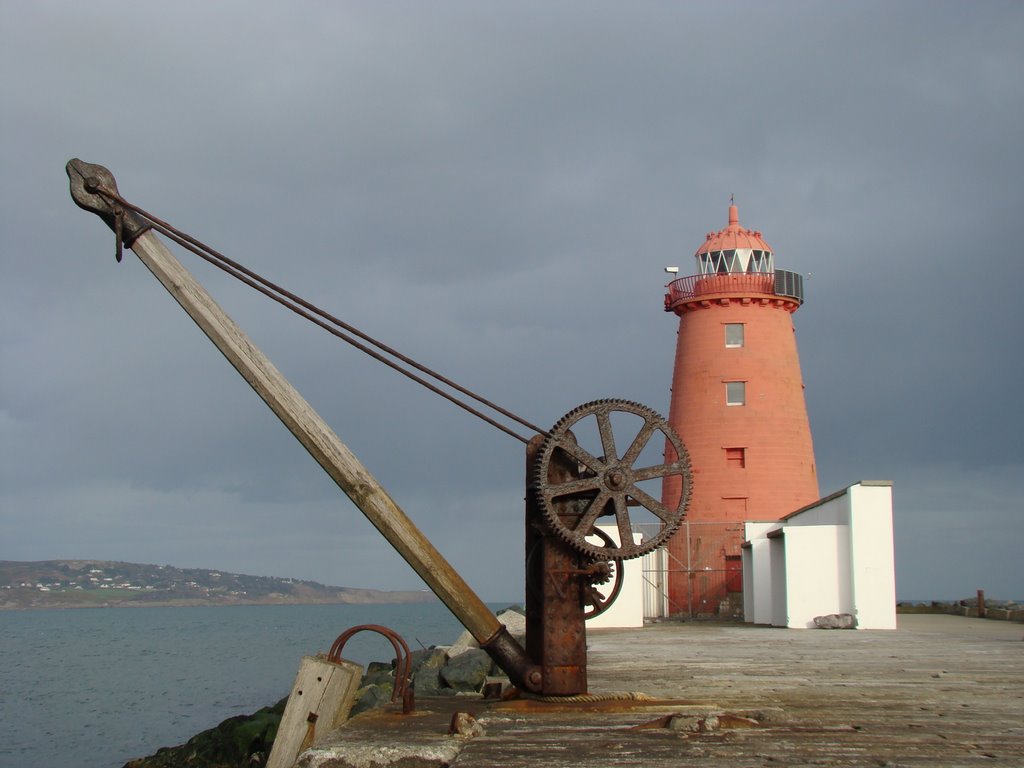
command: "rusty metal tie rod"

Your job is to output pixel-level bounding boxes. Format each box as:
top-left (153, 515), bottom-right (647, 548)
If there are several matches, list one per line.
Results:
top-left (66, 159), bottom-right (542, 693)
top-left (64, 163), bottom-right (545, 445)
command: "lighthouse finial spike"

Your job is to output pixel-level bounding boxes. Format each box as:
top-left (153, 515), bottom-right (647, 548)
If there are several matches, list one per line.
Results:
top-left (728, 194), bottom-right (738, 226)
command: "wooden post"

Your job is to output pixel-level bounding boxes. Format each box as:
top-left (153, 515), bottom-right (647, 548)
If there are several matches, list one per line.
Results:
top-left (267, 655), bottom-right (363, 768)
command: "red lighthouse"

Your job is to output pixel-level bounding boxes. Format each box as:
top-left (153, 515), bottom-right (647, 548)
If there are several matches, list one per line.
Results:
top-left (662, 203), bottom-right (818, 615)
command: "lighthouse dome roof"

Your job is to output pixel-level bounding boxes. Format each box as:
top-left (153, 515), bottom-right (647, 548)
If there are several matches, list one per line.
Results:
top-left (695, 204), bottom-right (772, 256)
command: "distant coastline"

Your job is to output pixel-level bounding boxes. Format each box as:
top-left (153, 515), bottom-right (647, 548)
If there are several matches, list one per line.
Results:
top-left (0, 559), bottom-right (437, 611)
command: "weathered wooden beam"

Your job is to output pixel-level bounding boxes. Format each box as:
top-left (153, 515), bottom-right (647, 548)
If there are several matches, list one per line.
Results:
top-left (127, 227), bottom-right (504, 628)
top-left (66, 159), bottom-right (541, 692)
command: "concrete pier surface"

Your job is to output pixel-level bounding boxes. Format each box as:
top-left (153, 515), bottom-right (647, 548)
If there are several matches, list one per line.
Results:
top-left (301, 615), bottom-right (1023, 767)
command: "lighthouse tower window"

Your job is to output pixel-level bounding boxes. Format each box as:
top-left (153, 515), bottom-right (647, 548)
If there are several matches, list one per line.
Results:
top-left (725, 447), bottom-right (746, 468)
top-left (725, 323), bottom-right (744, 348)
top-left (725, 381), bottom-right (746, 406)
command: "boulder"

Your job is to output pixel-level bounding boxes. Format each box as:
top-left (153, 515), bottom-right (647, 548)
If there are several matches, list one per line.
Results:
top-left (441, 649), bottom-right (492, 692)
top-left (349, 684), bottom-right (392, 718)
top-left (360, 661), bottom-right (394, 688)
top-left (496, 607), bottom-right (527, 639)
top-left (813, 613), bottom-right (856, 629)
top-left (121, 698), bottom-right (286, 768)
top-left (410, 648), bottom-right (449, 696)
top-left (450, 607), bottom-right (526, 652)
top-left (448, 711), bottom-right (485, 738)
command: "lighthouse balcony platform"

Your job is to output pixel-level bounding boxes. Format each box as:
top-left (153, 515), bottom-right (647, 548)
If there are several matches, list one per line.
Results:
top-left (664, 270), bottom-right (804, 312)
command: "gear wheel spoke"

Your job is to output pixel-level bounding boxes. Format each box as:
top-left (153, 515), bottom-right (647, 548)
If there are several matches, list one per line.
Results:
top-left (531, 399), bottom-right (692, 560)
top-left (613, 494), bottom-right (634, 553)
top-left (622, 485), bottom-right (674, 523)
top-left (596, 410), bottom-right (618, 464)
top-left (620, 420), bottom-right (656, 467)
top-left (539, 474), bottom-right (603, 499)
top-left (632, 459), bottom-right (690, 482)
top-left (573, 489), bottom-right (612, 536)
top-left (550, 437), bottom-right (605, 476)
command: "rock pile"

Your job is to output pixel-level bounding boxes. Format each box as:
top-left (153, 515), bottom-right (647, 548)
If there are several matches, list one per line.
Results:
top-left (121, 698), bottom-right (286, 768)
top-left (350, 606), bottom-right (525, 716)
top-left (122, 606), bottom-right (526, 767)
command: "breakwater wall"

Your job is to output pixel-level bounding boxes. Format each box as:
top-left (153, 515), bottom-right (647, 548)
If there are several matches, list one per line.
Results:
top-left (897, 597), bottom-right (1023, 622)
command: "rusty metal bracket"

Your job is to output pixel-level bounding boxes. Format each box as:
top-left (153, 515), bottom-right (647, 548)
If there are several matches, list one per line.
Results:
top-left (66, 159), bottom-right (151, 259)
top-left (481, 625), bottom-right (544, 693)
top-left (328, 624), bottom-right (414, 711)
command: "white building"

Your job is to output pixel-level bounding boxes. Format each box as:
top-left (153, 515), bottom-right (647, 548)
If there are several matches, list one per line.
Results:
top-left (741, 481), bottom-right (896, 630)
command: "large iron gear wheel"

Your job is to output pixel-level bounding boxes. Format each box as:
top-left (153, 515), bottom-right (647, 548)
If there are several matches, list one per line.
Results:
top-left (531, 399), bottom-right (691, 560)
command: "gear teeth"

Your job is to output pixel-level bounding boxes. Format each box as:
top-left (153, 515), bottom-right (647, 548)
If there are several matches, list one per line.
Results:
top-left (585, 560), bottom-right (614, 586)
top-left (532, 399), bottom-right (693, 561)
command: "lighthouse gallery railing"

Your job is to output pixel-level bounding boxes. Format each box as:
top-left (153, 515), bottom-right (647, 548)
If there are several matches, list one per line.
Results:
top-left (664, 270), bottom-right (804, 310)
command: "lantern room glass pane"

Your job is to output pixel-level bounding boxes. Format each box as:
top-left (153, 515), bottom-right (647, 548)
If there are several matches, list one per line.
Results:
top-left (723, 249), bottom-right (737, 272)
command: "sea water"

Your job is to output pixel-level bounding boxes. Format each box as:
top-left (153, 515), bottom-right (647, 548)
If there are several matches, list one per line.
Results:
top-left (0, 602), bottom-right (487, 768)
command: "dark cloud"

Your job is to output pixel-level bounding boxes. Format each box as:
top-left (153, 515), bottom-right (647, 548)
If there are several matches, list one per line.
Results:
top-left (2, 1), bottom-right (1021, 600)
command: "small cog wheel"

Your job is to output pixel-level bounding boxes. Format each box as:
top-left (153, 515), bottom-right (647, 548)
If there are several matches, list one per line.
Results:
top-left (531, 399), bottom-right (691, 560)
top-left (586, 560), bottom-right (614, 587)
top-left (523, 529), bottom-right (623, 618)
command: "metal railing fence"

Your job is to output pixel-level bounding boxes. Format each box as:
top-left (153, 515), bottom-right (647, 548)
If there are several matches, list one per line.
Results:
top-left (664, 269), bottom-right (804, 309)
top-left (637, 521), bottom-right (746, 619)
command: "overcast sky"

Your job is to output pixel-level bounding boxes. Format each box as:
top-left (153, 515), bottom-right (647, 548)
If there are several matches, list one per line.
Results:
top-left (2, 1), bottom-right (1021, 603)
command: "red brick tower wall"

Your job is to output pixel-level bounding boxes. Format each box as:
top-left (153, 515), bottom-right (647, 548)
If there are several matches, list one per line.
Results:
top-left (661, 205), bottom-right (818, 615)
top-left (663, 298), bottom-right (818, 520)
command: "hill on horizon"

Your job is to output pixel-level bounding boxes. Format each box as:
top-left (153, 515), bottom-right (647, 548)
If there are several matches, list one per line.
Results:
top-left (0, 559), bottom-right (438, 610)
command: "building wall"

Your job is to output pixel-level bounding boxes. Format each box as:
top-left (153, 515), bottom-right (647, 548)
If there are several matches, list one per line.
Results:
top-left (742, 481), bottom-right (896, 630)
top-left (768, 533), bottom-right (788, 628)
top-left (741, 522), bottom-right (777, 624)
top-left (585, 526), bottom-right (645, 629)
top-left (847, 484), bottom-right (897, 630)
top-left (778, 525), bottom-right (850, 628)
